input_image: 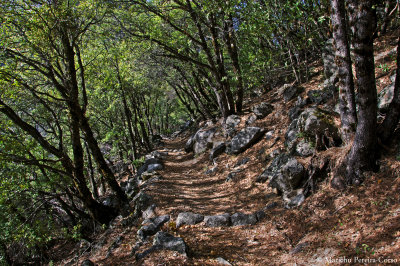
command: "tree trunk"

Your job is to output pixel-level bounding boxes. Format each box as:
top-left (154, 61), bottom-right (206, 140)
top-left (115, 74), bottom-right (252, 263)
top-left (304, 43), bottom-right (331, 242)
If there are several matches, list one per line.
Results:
top-left (224, 14), bottom-right (244, 113)
top-left (85, 143), bottom-right (98, 199)
top-left (380, 0), bottom-right (396, 35)
top-left (122, 91), bottom-right (138, 160)
top-left (378, 31), bottom-right (400, 143)
top-left (331, 0), bottom-right (357, 143)
top-left (345, 0), bottom-right (378, 184)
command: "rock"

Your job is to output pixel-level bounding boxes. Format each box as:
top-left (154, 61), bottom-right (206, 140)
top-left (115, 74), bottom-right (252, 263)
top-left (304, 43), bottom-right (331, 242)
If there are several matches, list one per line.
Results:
top-left (153, 232), bottom-right (188, 255)
top-left (285, 108), bottom-right (341, 154)
top-left (284, 118), bottom-right (300, 151)
top-left (245, 114), bottom-right (257, 125)
top-left (288, 106), bottom-right (303, 121)
top-left (224, 127), bottom-right (237, 138)
top-left (205, 166), bottom-right (218, 175)
top-left (176, 212), bottom-right (204, 228)
top-left (225, 172), bottom-right (236, 182)
top-left (231, 212), bottom-right (258, 226)
top-left (137, 158), bottom-right (163, 178)
top-left (204, 213), bottom-right (231, 227)
top-left (151, 215), bottom-right (171, 228)
top-left (225, 115), bottom-right (241, 128)
top-left (295, 141), bottom-right (314, 157)
top-left (132, 192), bottom-right (152, 215)
top-left (216, 257), bottom-right (232, 265)
top-left (255, 210), bottom-right (266, 221)
top-left (185, 134), bottom-right (195, 153)
top-left (209, 142), bottom-right (226, 161)
top-left (378, 74), bottom-right (396, 112)
top-left (227, 127), bottom-right (265, 154)
top-left (102, 195), bottom-right (119, 209)
top-left (137, 215), bottom-right (170, 241)
top-left (252, 102), bottom-right (274, 119)
top-left (193, 127), bottom-right (218, 154)
top-left (108, 235), bottom-right (124, 252)
top-left (289, 242), bottom-right (309, 254)
top-left (146, 163), bottom-right (163, 172)
top-left (282, 85), bottom-right (304, 102)
top-left (265, 130), bottom-right (274, 140)
top-left (140, 171), bottom-right (160, 182)
top-left (257, 154), bottom-right (305, 195)
top-left (146, 150), bottom-right (168, 160)
top-left (270, 148), bottom-right (282, 158)
top-left (307, 90), bottom-right (332, 105)
top-left (81, 259), bottom-right (95, 266)
top-left (264, 202), bottom-right (279, 210)
top-left (123, 178), bottom-right (138, 195)
top-left (283, 189), bottom-right (305, 209)
top-left (137, 223), bottom-right (158, 241)
top-left (295, 95), bottom-right (310, 108)
top-left (142, 204), bottom-right (156, 220)
top-left (234, 157), bottom-right (250, 167)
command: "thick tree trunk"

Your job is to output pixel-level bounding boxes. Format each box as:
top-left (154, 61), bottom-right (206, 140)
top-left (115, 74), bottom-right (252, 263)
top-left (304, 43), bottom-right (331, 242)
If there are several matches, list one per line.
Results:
top-left (64, 31), bottom-right (117, 223)
top-left (379, 32), bottom-right (400, 143)
top-left (331, 0), bottom-right (357, 143)
top-left (60, 29), bottom-right (128, 206)
top-left (345, 0), bottom-right (378, 184)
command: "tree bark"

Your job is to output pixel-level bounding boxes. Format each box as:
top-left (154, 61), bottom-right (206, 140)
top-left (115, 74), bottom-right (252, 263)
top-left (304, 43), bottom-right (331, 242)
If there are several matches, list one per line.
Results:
top-left (224, 14), bottom-right (244, 112)
top-left (331, 0), bottom-right (357, 143)
top-left (59, 27), bottom-right (128, 206)
top-left (345, 0), bottom-right (378, 184)
top-left (86, 143), bottom-right (98, 200)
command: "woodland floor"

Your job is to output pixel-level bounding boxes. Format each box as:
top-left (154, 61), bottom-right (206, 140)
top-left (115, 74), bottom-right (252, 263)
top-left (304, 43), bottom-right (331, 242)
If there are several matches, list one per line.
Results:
top-left (56, 31), bottom-right (400, 265)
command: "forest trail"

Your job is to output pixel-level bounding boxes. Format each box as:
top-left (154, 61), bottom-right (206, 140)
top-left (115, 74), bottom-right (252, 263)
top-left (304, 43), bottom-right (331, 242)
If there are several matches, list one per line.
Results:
top-left (145, 137), bottom-right (270, 217)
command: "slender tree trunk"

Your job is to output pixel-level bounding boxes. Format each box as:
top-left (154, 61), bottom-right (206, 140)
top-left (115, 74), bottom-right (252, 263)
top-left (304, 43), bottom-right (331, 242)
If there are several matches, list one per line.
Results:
top-left (379, 31), bottom-right (400, 143)
top-left (55, 195), bottom-right (78, 226)
top-left (177, 83), bottom-right (207, 120)
top-left (345, 0), bottom-right (378, 184)
top-left (85, 143), bottom-right (98, 199)
top-left (185, 0), bottom-right (231, 117)
top-left (331, 0), bottom-right (357, 143)
top-left (192, 70), bottom-right (219, 110)
top-left (209, 14), bottom-right (235, 114)
top-left (169, 82), bottom-right (196, 119)
top-left (122, 92), bottom-right (138, 160)
top-left (224, 14), bottom-right (244, 112)
top-left (380, 0), bottom-right (396, 35)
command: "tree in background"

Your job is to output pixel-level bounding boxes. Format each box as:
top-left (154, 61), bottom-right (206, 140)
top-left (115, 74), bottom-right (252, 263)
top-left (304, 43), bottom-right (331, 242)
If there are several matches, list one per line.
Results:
top-left (331, 0), bottom-right (400, 187)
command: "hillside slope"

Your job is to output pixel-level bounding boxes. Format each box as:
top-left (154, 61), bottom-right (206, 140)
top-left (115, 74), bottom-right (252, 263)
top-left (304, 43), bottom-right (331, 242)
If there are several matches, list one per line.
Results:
top-left (57, 30), bottom-right (400, 266)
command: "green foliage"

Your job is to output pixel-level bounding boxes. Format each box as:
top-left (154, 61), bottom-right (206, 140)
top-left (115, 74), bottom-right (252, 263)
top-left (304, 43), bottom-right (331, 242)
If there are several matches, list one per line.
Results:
top-left (132, 157), bottom-right (145, 169)
top-left (378, 63), bottom-right (390, 73)
top-left (0, 0), bottom-right (384, 263)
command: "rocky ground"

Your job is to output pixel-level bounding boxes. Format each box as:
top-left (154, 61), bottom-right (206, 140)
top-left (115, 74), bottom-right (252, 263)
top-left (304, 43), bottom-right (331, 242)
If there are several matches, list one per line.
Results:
top-left (55, 31), bottom-right (400, 266)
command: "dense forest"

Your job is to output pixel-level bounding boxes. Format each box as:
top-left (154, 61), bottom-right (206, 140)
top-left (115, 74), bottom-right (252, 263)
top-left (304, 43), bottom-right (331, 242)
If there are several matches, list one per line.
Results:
top-left (0, 0), bottom-right (399, 264)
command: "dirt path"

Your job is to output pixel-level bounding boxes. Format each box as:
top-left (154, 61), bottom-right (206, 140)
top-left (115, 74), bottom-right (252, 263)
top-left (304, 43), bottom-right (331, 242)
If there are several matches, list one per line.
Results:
top-left (145, 137), bottom-right (270, 217)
